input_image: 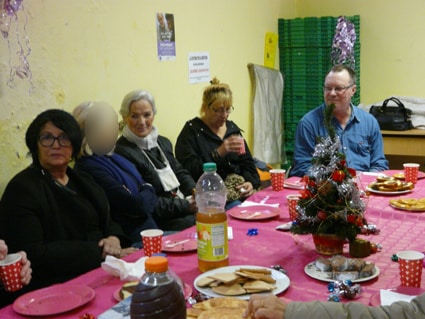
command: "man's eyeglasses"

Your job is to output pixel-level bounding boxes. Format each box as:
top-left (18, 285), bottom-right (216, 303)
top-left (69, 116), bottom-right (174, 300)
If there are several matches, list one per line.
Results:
top-left (38, 133), bottom-right (72, 147)
top-left (323, 84), bottom-right (354, 94)
top-left (212, 106), bottom-right (234, 114)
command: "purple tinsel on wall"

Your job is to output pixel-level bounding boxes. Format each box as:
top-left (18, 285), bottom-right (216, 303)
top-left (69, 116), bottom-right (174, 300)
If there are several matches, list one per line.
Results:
top-left (331, 16), bottom-right (356, 68)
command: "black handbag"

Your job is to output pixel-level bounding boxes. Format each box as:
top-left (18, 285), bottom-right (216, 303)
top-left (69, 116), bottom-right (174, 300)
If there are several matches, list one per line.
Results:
top-left (369, 97), bottom-right (413, 131)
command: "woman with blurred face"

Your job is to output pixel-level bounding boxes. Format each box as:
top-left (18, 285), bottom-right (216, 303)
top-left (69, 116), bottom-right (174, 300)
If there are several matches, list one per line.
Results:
top-left (73, 101), bottom-right (158, 246)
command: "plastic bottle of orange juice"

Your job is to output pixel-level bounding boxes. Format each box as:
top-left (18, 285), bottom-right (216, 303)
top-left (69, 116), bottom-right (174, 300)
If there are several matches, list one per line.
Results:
top-left (195, 162), bottom-right (228, 272)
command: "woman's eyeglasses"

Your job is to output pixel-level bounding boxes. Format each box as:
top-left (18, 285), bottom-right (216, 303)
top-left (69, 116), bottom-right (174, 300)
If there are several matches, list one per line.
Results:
top-left (212, 106), bottom-right (234, 114)
top-left (38, 133), bottom-right (72, 147)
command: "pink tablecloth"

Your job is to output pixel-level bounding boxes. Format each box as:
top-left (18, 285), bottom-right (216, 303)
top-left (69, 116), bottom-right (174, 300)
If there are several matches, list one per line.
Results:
top-left (1, 170), bottom-right (425, 318)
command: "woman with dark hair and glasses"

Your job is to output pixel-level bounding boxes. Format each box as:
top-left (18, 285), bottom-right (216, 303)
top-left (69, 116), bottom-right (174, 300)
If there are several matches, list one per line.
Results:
top-left (0, 109), bottom-right (132, 300)
top-left (176, 77), bottom-right (260, 209)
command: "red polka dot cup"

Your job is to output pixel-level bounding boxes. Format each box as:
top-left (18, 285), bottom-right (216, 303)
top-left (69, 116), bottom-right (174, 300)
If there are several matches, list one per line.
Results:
top-left (0, 253), bottom-right (23, 292)
top-left (270, 169), bottom-right (286, 191)
top-left (396, 250), bottom-right (424, 288)
top-left (141, 229), bottom-right (164, 257)
top-left (403, 163), bottom-right (420, 184)
top-left (287, 194), bottom-right (301, 221)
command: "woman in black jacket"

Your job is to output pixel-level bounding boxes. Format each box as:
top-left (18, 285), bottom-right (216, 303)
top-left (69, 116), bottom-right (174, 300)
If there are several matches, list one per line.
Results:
top-left (176, 78), bottom-right (260, 208)
top-left (115, 90), bottom-right (197, 231)
top-left (0, 109), bottom-right (132, 301)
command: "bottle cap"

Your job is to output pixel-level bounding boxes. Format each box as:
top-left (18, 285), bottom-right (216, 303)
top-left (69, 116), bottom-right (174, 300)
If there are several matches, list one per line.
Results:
top-left (145, 256), bottom-right (168, 273)
top-left (203, 162), bottom-right (217, 172)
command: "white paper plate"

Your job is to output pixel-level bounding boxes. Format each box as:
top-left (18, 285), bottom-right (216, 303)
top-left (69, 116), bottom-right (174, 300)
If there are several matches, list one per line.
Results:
top-left (284, 181), bottom-right (305, 190)
top-left (194, 265), bottom-right (290, 300)
top-left (365, 187), bottom-right (413, 196)
top-left (304, 261), bottom-right (380, 283)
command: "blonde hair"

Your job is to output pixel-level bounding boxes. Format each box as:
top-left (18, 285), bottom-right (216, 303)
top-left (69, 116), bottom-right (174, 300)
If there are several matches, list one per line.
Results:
top-left (201, 77), bottom-right (233, 115)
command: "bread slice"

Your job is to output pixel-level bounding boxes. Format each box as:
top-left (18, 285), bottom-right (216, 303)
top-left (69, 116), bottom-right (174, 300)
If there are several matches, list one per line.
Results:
top-left (212, 283), bottom-right (246, 296)
top-left (196, 276), bottom-right (217, 287)
top-left (187, 307), bottom-right (203, 318)
top-left (207, 272), bottom-right (241, 284)
top-left (193, 297), bottom-right (248, 310)
top-left (234, 271), bottom-right (276, 284)
top-left (237, 267), bottom-right (272, 275)
top-left (242, 280), bottom-right (275, 293)
top-left (198, 307), bottom-right (246, 319)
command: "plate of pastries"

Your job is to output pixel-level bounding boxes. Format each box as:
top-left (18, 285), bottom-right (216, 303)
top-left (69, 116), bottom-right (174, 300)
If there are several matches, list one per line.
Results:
top-left (304, 255), bottom-right (379, 283)
top-left (366, 176), bottom-right (414, 195)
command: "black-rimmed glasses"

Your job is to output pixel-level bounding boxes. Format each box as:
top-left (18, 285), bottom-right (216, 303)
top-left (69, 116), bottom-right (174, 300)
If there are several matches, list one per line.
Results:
top-left (38, 133), bottom-right (72, 147)
top-left (323, 84), bottom-right (354, 94)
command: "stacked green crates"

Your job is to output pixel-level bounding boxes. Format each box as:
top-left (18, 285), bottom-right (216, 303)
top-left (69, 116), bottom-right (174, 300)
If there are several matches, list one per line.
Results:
top-left (278, 15), bottom-right (360, 167)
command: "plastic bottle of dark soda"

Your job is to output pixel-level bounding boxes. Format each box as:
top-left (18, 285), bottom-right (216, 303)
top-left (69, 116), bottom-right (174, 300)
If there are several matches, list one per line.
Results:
top-left (130, 256), bottom-right (186, 319)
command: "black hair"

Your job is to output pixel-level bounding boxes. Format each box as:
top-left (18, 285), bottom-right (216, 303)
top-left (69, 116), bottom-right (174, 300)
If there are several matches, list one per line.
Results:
top-left (25, 109), bottom-right (82, 166)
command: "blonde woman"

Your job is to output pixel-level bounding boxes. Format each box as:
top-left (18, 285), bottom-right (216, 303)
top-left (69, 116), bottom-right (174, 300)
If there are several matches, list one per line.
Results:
top-left (176, 78), bottom-right (260, 209)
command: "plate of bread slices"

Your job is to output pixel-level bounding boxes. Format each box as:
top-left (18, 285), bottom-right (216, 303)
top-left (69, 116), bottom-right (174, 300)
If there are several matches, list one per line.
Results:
top-left (366, 176), bottom-right (414, 195)
top-left (194, 265), bottom-right (290, 300)
top-left (305, 255), bottom-right (380, 283)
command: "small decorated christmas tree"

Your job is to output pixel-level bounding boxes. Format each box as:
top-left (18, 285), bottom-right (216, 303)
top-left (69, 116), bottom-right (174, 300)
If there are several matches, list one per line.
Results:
top-left (290, 104), bottom-right (366, 242)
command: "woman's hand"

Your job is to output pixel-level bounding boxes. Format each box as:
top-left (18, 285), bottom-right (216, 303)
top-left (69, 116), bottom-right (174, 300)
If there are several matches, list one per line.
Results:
top-left (187, 197), bottom-right (198, 214)
top-left (98, 236), bottom-right (122, 259)
top-left (244, 294), bottom-right (287, 319)
top-left (236, 182), bottom-right (254, 199)
top-left (17, 251), bottom-right (32, 286)
top-left (120, 247), bottom-right (139, 258)
top-left (1, 241), bottom-right (32, 286)
top-left (219, 135), bottom-right (244, 155)
top-left (0, 239), bottom-right (7, 260)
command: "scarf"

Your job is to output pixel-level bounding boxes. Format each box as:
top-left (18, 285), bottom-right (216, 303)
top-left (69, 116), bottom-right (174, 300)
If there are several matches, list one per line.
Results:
top-left (84, 153), bottom-right (145, 194)
top-left (122, 125), bottom-right (159, 150)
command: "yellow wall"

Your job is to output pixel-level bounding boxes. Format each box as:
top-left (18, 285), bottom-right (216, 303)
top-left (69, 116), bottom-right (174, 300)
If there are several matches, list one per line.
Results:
top-left (0, 0), bottom-right (296, 194)
top-left (1, 0), bottom-right (425, 194)
top-left (297, 0), bottom-right (425, 103)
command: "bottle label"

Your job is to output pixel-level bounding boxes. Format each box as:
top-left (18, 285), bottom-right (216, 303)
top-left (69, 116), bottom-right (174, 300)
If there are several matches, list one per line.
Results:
top-left (197, 221), bottom-right (228, 261)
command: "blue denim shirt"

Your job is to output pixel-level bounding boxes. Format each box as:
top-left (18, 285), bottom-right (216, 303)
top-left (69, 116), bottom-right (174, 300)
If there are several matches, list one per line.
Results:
top-left (290, 103), bottom-right (389, 177)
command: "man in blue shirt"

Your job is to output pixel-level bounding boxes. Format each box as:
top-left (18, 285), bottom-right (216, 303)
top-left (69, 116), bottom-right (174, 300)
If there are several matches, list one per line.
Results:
top-left (290, 65), bottom-right (388, 177)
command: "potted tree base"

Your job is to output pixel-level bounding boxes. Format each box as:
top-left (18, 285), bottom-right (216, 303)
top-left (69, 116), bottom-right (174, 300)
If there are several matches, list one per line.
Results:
top-left (312, 233), bottom-right (345, 255)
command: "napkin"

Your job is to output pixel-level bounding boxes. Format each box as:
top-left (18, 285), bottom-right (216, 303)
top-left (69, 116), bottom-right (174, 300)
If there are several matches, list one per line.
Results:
top-left (380, 289), bottom-right (417, 306)
top-left (101, 255), bottom-right (148, 281)
top-left (238, 200), bottom-right (279, 208)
